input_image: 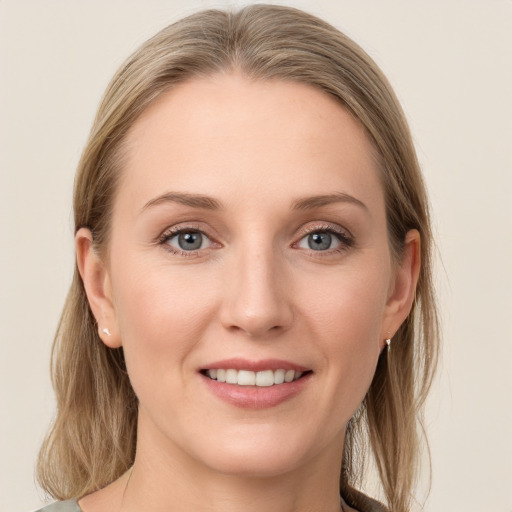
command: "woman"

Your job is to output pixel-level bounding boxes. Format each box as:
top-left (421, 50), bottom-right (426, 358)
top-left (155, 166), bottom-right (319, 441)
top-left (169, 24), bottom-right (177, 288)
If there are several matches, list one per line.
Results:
top-left (36, 5), bottom-right (439, 512)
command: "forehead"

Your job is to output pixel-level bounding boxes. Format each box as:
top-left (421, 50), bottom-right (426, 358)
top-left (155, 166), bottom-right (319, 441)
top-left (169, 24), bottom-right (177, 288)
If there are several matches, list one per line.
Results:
top-left (118, 73), bottom-right (383, 213)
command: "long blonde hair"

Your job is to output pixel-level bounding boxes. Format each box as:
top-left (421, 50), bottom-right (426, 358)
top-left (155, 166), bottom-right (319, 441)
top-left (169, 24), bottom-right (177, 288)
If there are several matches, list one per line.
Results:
top-left (38, 5), bottom-right (439, 511)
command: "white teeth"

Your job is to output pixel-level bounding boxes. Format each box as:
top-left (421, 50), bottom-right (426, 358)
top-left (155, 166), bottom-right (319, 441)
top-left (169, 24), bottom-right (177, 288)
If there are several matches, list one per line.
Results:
top-left (255, 370), bottom-right (274, 387)
top-left (226, 369), bottom-right (238, 384)
top-left (284, 369), bottom-right (295, 383)
top-left (274, 369), bottom-right (285, 385)
top-left (237, 370), bottom-right (255, 386)
top-left (205, 368), bottom-right (306, 386)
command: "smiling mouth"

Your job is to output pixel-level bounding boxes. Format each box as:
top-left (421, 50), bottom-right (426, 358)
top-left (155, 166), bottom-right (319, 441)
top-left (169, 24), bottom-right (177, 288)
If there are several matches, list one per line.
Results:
top-left (201, 369), bottom-right (310, 387)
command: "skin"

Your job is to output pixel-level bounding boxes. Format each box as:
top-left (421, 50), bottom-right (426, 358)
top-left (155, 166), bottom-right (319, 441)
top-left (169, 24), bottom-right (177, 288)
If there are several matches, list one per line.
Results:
top-left (76, 74), bottom-right (420, 512)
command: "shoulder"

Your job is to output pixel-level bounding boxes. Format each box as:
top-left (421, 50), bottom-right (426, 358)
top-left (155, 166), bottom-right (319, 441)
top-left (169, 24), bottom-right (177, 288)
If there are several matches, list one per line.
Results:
top-left (33, 500), bottom-right (82, 512)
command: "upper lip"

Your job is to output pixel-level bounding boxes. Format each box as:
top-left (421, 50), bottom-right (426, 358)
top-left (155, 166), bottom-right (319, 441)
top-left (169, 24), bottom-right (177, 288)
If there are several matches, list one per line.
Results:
top-left (200, 358), bottom-right (310, 372)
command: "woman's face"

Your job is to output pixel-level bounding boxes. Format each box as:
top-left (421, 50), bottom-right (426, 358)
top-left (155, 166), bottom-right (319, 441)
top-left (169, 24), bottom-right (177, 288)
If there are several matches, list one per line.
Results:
top-left (80, 74), bottom-right (417, 479)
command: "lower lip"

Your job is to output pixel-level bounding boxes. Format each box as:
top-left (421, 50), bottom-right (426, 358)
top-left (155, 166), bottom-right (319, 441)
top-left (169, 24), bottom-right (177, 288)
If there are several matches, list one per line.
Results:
top-left (201, 373), bottom-right (311, 409)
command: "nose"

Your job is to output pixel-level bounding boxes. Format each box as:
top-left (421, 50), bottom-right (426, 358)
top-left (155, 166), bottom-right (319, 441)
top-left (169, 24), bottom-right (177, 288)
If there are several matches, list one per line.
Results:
top-left (220, 245), bottom-right (294, 339)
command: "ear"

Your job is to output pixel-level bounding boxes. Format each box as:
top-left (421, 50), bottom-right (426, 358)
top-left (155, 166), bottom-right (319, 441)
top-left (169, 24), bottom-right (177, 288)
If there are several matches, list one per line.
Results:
top-left (75, 227), bottom-right (122, 348)
top-left (381, 229), bottom-right (421, 349)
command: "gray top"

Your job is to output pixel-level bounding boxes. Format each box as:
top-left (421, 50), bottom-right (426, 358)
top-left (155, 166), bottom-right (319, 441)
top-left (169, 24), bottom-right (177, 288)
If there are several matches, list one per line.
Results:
top-left (33, 494), bottom-right (386, 512)
top-left (35, 500), bottom-right (82, 512)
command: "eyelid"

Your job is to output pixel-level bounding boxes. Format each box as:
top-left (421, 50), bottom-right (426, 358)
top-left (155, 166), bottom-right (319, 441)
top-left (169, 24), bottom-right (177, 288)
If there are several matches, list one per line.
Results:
top-left (157, 222), bottom-right (201, 241)
top-left (295, 222), bottom-right (353, 241)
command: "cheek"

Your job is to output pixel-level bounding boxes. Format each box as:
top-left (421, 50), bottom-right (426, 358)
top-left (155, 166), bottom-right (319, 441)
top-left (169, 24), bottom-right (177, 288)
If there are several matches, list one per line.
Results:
top-left (302, 260), bottom-right (389, 344)
top-left (299, 263), bottom-right (389, 402)
top-left (109, 256), bottom-right (220, 387)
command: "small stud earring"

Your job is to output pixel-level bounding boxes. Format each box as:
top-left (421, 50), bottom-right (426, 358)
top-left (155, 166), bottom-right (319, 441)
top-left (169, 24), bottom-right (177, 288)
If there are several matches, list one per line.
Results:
top-left (102, 327), bottom-right (111, 336)
top-left (385, 338), bottom-right (391, 352)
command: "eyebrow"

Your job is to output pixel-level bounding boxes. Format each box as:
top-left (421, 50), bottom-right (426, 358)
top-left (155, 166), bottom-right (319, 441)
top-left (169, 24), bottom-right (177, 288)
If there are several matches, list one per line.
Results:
top-left (292, 193), bottom-right (368, 211)
top-left (141, 192), bottom-right (222, 212)
top-left (140, 191), bottom-right (367, 213)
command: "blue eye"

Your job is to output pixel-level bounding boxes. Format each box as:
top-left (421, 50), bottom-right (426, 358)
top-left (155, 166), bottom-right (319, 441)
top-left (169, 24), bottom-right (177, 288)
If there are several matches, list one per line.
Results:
top-left (166, 230), bottom-right (211, 251)
top-left (297, 231), bottom-right (342, 251)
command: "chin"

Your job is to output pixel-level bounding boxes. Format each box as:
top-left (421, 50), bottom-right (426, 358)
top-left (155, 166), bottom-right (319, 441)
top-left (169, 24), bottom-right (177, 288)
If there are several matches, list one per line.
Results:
top-left (189, 426), bottom-right (333, 479)
top-left (203, 447), bottom-right (305, 479)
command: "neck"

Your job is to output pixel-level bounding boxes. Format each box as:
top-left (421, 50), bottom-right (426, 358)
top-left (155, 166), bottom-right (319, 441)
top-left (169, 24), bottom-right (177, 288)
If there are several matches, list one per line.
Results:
top-left (126, 416), bottom-right (343, 512)
top-left (80, 411), bottom-right (346, 512)
top-left (123, 462), bottom-right (342, 512)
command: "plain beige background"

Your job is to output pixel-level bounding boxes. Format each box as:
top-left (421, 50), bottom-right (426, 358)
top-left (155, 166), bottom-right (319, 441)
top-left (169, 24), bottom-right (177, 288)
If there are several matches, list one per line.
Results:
top-left (1, 1), bottom-right (511, 511)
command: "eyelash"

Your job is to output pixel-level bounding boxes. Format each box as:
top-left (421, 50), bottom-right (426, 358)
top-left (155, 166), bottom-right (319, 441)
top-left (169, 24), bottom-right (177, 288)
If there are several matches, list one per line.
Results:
top-left (157, 224), bottom-right (213, 256)
top-left (157, 223), bottom-right (354, 257)
top-left (294, 223), bottom-right (354, 256)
